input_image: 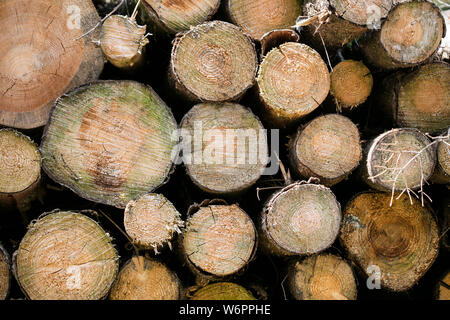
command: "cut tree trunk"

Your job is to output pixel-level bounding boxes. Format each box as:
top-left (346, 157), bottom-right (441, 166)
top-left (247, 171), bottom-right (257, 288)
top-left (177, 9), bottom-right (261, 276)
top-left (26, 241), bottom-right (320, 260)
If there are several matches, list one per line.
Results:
top-left (189, 282), bottom-right (256, 300)
top-left (109, 255), bottom-right (181, 300)
top-left (0, 0), bottom-right (104, 129)
top-left (179, 102), bottom-right (268, 195)
top-left (226, 0), bottom-right (303, 41)
top-left (301, 0), bottom-right (378, 50)
top-left (135, 0), bottom-right (221, 34)
top-left (256, 42), bottom-right (330, 128)
top-left (330, 60), bottom-right (373, 110)
top-left (260, 182), bottom-right (341, 256)
top-left (170, 21), bottom-right (258, 102)
top-left (0, 129), bottom-right (41, 213)
top-left (0, 245), bottom-right (10, 300)
top-left (432, 130), bottom-right (450, 184)
top-left (436, 271), bottom-right (450, 300)
top-left (40, 80), bottom-right (178, 209)
top-left (124, 193), bottom-right (184, 252)
top-left (181, 203), bottom-right (257, 280)
top-left (15, 210), bottom-right (119, 300)
top-left (340, 191), bottom-right (440, 292)
top-left (288, 114), bottom-right (362, 186)
top-left (288, 253), bottom-right (357, 300)
top-left (378, 62), bottom-right (450, 134)
top-left (360, 1), bottom-right (445, 70)
top-left (100, 14), bottom-right (149, 69)
top-left (361, 128), bottom-right (436, 193)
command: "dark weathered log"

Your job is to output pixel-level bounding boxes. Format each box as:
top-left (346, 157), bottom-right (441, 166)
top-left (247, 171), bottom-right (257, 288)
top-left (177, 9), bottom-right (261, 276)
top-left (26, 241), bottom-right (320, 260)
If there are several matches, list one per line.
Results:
top-left (40, 80), bottom-right (178, 208)
top-left (15, 210), bottom-right (119, 300)
top-left (340, 191), bottom-right (439, 291)
top-left (288, 114), bottom-right (362, 186)
top-left (170, 21), bottom-right (258, 102)
top-left (0, 0), bottom-right (104, 129)
top-left (109, 256), bottom-right (181, 300)
top-left (260, 182), bottom-right (341, 256)
top-left (288, 253), bottom-right (357, 300)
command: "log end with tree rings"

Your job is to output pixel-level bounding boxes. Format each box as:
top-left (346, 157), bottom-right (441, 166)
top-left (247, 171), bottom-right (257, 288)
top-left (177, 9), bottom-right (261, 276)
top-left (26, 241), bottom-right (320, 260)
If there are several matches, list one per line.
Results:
top-left (257, 42), bottom-right (330, 127)
top-left (289, 114), bottom-right (362, 187)
top-left (330, 60), bottom-right (373, 109)
top-left (340, 192), bottom-right (440, 292)
top-left (226, 0), bottom-right (303, 41)
top-left (124, 193), bottom-right (184, 251)
top-left (329, 0), bottom-right (392, 26)
top-left (261, 183), bottom-right (341, 256)
top-left (182, 204), bottom-right (257, 278)
top-left (437, 271), bottom-right (450, 300)
top-left (301, 0), bottom-right (368, 50)
top-left (180, 102), bottom-right (268, 194)
top-left (364, 128), bottom-right (436, 193)
top-left (0, 0), bottom-right (104, 129)
top-left (362, 1), bottom-right (445, 69)
top-left (109, 256), bottom-right (181, 300)
top-left (142, 0), bottom-right (221, 34)
top-left (288, 253), bottom-right (357, 300)
top-left (0, 129), bottom-right (41, 212)
top-left (0, 245), bottom-right (9, 300)
top-left (15, 211), bottom-right (119, 300)
top-left (100, 15), bottom-right (149, 69)
top-left (170, 21), bottom-right (258, 102)
top-left (396, 63), bottom-right (450, 134)
top-left (260, 29), bottom-right (300, 57)
top-left (40, 80), bottom-right (178, 209)
top-left (189, 282), bottom-right (256, 300)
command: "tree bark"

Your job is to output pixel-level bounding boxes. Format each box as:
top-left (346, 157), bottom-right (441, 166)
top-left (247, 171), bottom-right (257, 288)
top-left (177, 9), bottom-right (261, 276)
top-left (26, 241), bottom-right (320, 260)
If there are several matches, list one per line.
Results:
top-left (40, 80), bottom-right (178, 209)
top-left (340, 191), bottom-right (440, 292)
top-left (15, 210), bottom-right (119, 300)
top-left (0, 0), bottom-right (104, 129)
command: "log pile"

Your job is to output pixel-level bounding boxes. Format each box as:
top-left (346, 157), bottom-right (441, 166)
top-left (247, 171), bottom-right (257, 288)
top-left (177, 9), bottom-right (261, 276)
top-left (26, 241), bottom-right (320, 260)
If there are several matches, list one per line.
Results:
top-left (0, 0), bottom-right (448, 301)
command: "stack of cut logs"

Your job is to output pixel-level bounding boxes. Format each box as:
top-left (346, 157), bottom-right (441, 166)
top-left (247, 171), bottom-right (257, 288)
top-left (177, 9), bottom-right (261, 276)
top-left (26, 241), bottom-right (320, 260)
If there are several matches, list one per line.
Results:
top-left (0, 0), bottom-right (448, 300)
